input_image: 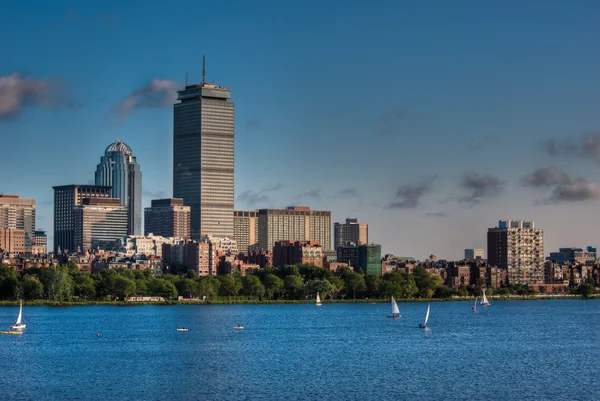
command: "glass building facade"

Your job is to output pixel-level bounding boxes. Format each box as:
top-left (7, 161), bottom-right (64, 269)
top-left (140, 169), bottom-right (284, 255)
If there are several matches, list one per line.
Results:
top-left (95, 141), bottom-right (142, 236)
top-left (73, 198), bottom-right (128, 252)
top-left (173, 81), bottom-right (234, 240)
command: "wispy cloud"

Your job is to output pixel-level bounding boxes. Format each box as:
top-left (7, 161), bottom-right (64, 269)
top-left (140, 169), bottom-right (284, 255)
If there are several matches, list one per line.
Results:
top-left (237, 183), bottom-right (283, 207)
top-left (458, 173), bottom-right (504, 205)
top-left (541, 133), bottom-right (600, 163)
top-left (295, 189), bottom-right (321, 200)
top-left (143, 189), bottom-right (167, 199)
top-left (375, 107), bottom-right (412, 137)
top-left (0, 72), bottom-right (69, 121)
top-left (339, 188), bottom-right (358, 197)
top-left (387, 177), bottom-right (435, 209)
top-left (424, 212), bottom-right (447, 218)
top-left (521, 167), bottom-right (600, 204)
top-left (110, 78), bottom-right (178, 121)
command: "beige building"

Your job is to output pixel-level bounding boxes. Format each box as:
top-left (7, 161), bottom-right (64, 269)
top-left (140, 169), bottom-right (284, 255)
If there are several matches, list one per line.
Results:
top-left (186, 241), bottom-right (216, 276)
top-left (334, 218), bottom-right (368, 249)
top-left (0, 194), bottom-right (35, 250)
top-left (258, 206), bottom-right (331, 251)
top-left (0, 229), bottom-right (26, 253)
top-left (233, 210), bottom-right (258, 254)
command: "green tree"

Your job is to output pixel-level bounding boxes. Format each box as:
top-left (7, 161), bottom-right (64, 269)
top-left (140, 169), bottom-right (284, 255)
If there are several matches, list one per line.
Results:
top-left (175, 278), bottom-right (196, 298)
top-left (283, 275), bottom-right (305, 299)
top-left (196, 276), bottom-right (219, 299)
top-left (242, 275), bottom-right (265, 299)
top-left (434, 285), bottom-right (456, 299)
top-left (149, 278), bottom-right (178, 299)
top-left (344, 272), bottom-right (366, 299)
top-left (73, 274), bottom-right (96, 300)
top-left (364, 275), bottom-right (381, 298)
top-left (0, 265), bottom-right (18, 300)
top-left (114, 276), bottom-right (136, 301)
top-left (380, 271), bottom-right (418, 299)
top-left (21, 275), bottom-right (44, 300)
top-left (412, 267), bottom-right (442, 298)
top-left (328, 276), bottom-right (345, 299)
top-left (307, 279), bottom-right (333, 300)
top-left (576, 283), bottom-right (597, 298)
top-left (49, 266), bottom-right (74, 303)
top-left (264, 273), bottom-right (284, 300)
top-left (218, 275), bottom-right (242, 299)
top-left (135, 279), bottom-right (148, 296)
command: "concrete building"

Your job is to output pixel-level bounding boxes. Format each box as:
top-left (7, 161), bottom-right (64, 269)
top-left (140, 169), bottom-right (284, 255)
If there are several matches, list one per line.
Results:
top-left (201, 235), bottom-right (238, 255)
top-left (0, 194), bottom-right (35, 250)
top-left (95, 141), bottom-right (142, 235)
top-left (233, 210), bottom-right (258, 254)
top-left (272, 240), bottom-right (323, 268)
top-left (547, 247), bottom-right (596, 265)
top-left (258, 206), bottom-right (331, 251)
top-left (53, 184), bottom-right (112, 254)
top-left (144, 198), bottom-right (191, 239)
top-left (186, 241), bottom-right (216, 276)
top-left (0, 229), bottom-right (26, 253)
top-left (487, 220), bottom-right (544, 285)
top-left (356, 244), bottom-right (382, 275)
top-left (173, 61), bottom-right (234, 240)
top-left (73, 198), bottom-right (128, 252)
top-left (121, 235), bottom-right (184, 257)
top-left (334, 218), bottom-right (368, 249)
top-left (465, 248), bottom-right (484, 260)
top-left (32, 230), bottom-right (47, 254)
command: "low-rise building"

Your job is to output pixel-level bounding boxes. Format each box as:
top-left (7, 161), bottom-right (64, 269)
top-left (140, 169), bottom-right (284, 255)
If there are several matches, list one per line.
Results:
top-left (272, 240), bottom-right (323, 268)
top-left (0, 228), bottom-right (26, 253)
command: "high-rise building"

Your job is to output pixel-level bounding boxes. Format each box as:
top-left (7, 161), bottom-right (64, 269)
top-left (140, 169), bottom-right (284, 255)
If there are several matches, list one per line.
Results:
top-left (144, 198), bottom-right (191, 239)
top-left (333, 218), bottom-right (368, 249)
top-left (173, 61), bottom-right (234, 240)
top-left (0, 229), bottom-right (26, 253)
top-left (487, 220), bottom-right (544, 285)
top-left (95, 140), bottom-right (142, 235)
top-left (53, 184), bottom-right (112, 254)
top-left (0, 194), bottom-right (35, 249)
top-left (73, 198), bottom-right (128, 252)
top-left (32, 230), bottom-right (47, 254)
top-left (233, 210), bottom-right (258, 254)
top-left (465, 248), bottom-right (485, 260)
top-left (257, 206), bottom-right (331, 251)
top-left (356, 244), bottom-right (382, 275)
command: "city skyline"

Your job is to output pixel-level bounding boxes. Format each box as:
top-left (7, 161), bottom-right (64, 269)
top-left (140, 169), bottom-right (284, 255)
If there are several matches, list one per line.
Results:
top-left (2, 1), bottom-right (600, 259)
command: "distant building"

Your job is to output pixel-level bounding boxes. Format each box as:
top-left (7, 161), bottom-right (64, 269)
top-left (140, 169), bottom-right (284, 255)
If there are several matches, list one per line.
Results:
top-left (356, 244), bottom-right (382, 275)
top-left (201, 235), bottom-right (238, 255)
top-left (487, 220), bottom-right (544, 285)
top-left (53, 185), bottom-right (112, 254)
top-left (233, 210), bottom-right (258, 254)
top-left (32, 230), bottom-right (47, 254)
top-left (465, 249), bottom-right (484, 260)
top-left (337, 245), bottom-right (360, 268)
top-left (173, 66), bottom-right (235, 240)
top-left (258, 206), bottom-right (331, 251)
top-left (0, 194), bottom-right (35, 250)
top-left (333, 218), bottom-right (368, 249)
top-left (446, 264), bottom-right (471, 288)
top-left (73, 198), bottom-right (128, 252)
top-left (95, 141), bottom-right (142, 235)
top-left (121, 235), bottom-right (184, 257)
top-left (272, 240), bottom-right (323, 268)
top-left (547, 247), bottom-right (596, 265)
top-left (0, 229), bottom-right (26, 253)
top-left (144, 198), bottom-right (190, 239)
top-left (186, 241), bottom-right (216, 276)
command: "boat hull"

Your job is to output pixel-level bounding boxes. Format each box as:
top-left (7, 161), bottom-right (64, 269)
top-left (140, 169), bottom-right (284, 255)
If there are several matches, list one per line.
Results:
top-left (0, 331), bottom-right (23, 335)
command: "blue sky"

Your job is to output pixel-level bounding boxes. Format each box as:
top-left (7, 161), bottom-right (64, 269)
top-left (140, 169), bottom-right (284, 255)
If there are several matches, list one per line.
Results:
top-left (1, 0), bottom-right (600, 259)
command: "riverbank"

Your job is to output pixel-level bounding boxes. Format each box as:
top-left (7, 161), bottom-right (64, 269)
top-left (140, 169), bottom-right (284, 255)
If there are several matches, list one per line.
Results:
top-left (0, 294), bottom-right (596, 306)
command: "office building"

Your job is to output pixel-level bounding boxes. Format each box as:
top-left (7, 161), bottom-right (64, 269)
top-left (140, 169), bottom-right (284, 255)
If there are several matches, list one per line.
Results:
top-left (257, 206), bottom-right (331, 251)
top-left (547, 247), bottom-right (596, 265)
top-left (32, 230), bottom-right (47, 254)
top-left (465, 248), bottom-right (485, 260)
top-left (272, 240), bottom-right (323, 268)
top-left (144, 198), bottom-right (190, 239)
top-left (356, 244), bottom-right (382, 275)
top-left (487, 220), bottom-right (544, 285)
top-left (73, 198), bottom-right (128, 252)
top-left (95, 140), bottom-right (142, 235)
top-left (53, 184), bottom-right (112, 254)
top-left (173, 60), bottom-right (234, 240)
top-left (233, 210), bottom-right (258, 254)
top-left (0, 229), bottom-right (26, 253)
top-left (334, 218), bottom-right (368, 249)
top-left (0, 194), bottom-right (35, 249)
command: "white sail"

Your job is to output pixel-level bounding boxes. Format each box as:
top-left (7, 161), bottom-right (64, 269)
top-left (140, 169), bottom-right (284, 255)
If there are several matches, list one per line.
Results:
top-left (391, 296), bottom-right (400, 315)
top-left (424, 304), bottom-right (430, 326)
top-left (316, 292), bottom-right (321, 305)
top-left (473, 297), bottom-right (477, 312)
top-left (481, 290), bottom-right (490, 306)
top-left (15, 300), bottom-right (22, 325)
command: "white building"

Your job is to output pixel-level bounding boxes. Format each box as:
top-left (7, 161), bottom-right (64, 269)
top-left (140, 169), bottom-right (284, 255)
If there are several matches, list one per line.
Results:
top-left (121, 234), bottom-right (186, 257)
top-left (201, 235), bottom-right (238, 255)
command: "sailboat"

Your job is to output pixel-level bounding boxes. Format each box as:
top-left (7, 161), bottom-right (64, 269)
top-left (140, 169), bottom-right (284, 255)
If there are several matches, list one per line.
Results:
top-left (480, 290), bottom-right (491, 307)
top-left (472, 297), bottom-right (477, 313)
top-left (316, 292), bottom-right (322, 306)
top-left (387, 296), bottom-right (402, 318)
top-left (10, 300), bottom-right (26, 331)
top-left (419, 304), bottom-right (430, 328)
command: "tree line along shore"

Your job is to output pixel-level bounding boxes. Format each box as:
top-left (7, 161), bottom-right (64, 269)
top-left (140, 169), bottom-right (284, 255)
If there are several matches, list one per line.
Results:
top-left (0, 261), bottom-right (596, 305)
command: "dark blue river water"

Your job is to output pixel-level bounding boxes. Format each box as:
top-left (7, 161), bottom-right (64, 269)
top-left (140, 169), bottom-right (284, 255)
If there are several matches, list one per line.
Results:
top-left (0, 300), bottom-right (598, 400)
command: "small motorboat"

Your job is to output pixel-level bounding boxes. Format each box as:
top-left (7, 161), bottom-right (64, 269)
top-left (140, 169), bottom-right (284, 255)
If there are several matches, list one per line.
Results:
top-left (176, 327), bottom-right (189, 332)
top-left (0, 331), bottom-right (23, 335)
top-left (233, 324), bottom-right (244, 330)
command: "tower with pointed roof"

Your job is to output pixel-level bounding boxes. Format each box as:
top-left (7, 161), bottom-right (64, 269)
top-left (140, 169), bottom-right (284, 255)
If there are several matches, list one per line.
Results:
top-left (95, 140), bottom-right (142, 235)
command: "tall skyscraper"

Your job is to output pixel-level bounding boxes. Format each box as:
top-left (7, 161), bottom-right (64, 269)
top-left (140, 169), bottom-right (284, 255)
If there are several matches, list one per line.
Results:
top-left (144, 198), bottom-right (191, 239)
top-left (257, 206), bottom-right (331, 251)
top-left (334, 218), bottom-right (368, 249)
top-left (73, 198), bottom-right (128, 251)
top-left (95, 140), bottom-right (142, 235)
top-left (233, 210), bottom-right (258, 254)
top-left (53, 184), bottom-right (112, 254)
top-left (0, 194), bottom-right (36, 250)
top-left (173, 59), bottom-right (234, 240)
top-left (487, 220), bottom-right (544, 285)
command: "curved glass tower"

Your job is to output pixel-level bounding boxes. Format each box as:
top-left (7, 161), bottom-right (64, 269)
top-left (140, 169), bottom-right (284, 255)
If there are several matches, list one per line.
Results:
top-left (95, 140), bottom-right (142, 235)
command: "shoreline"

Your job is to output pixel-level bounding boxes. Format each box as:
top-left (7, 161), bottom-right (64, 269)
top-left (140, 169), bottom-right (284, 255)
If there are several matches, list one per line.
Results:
top-left (0, 294), bottom-right (595, 306)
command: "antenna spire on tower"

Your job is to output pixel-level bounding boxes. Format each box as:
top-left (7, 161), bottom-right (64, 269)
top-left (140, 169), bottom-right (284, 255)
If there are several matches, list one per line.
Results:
top-left (202, 53), bottom-right (206, 84)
